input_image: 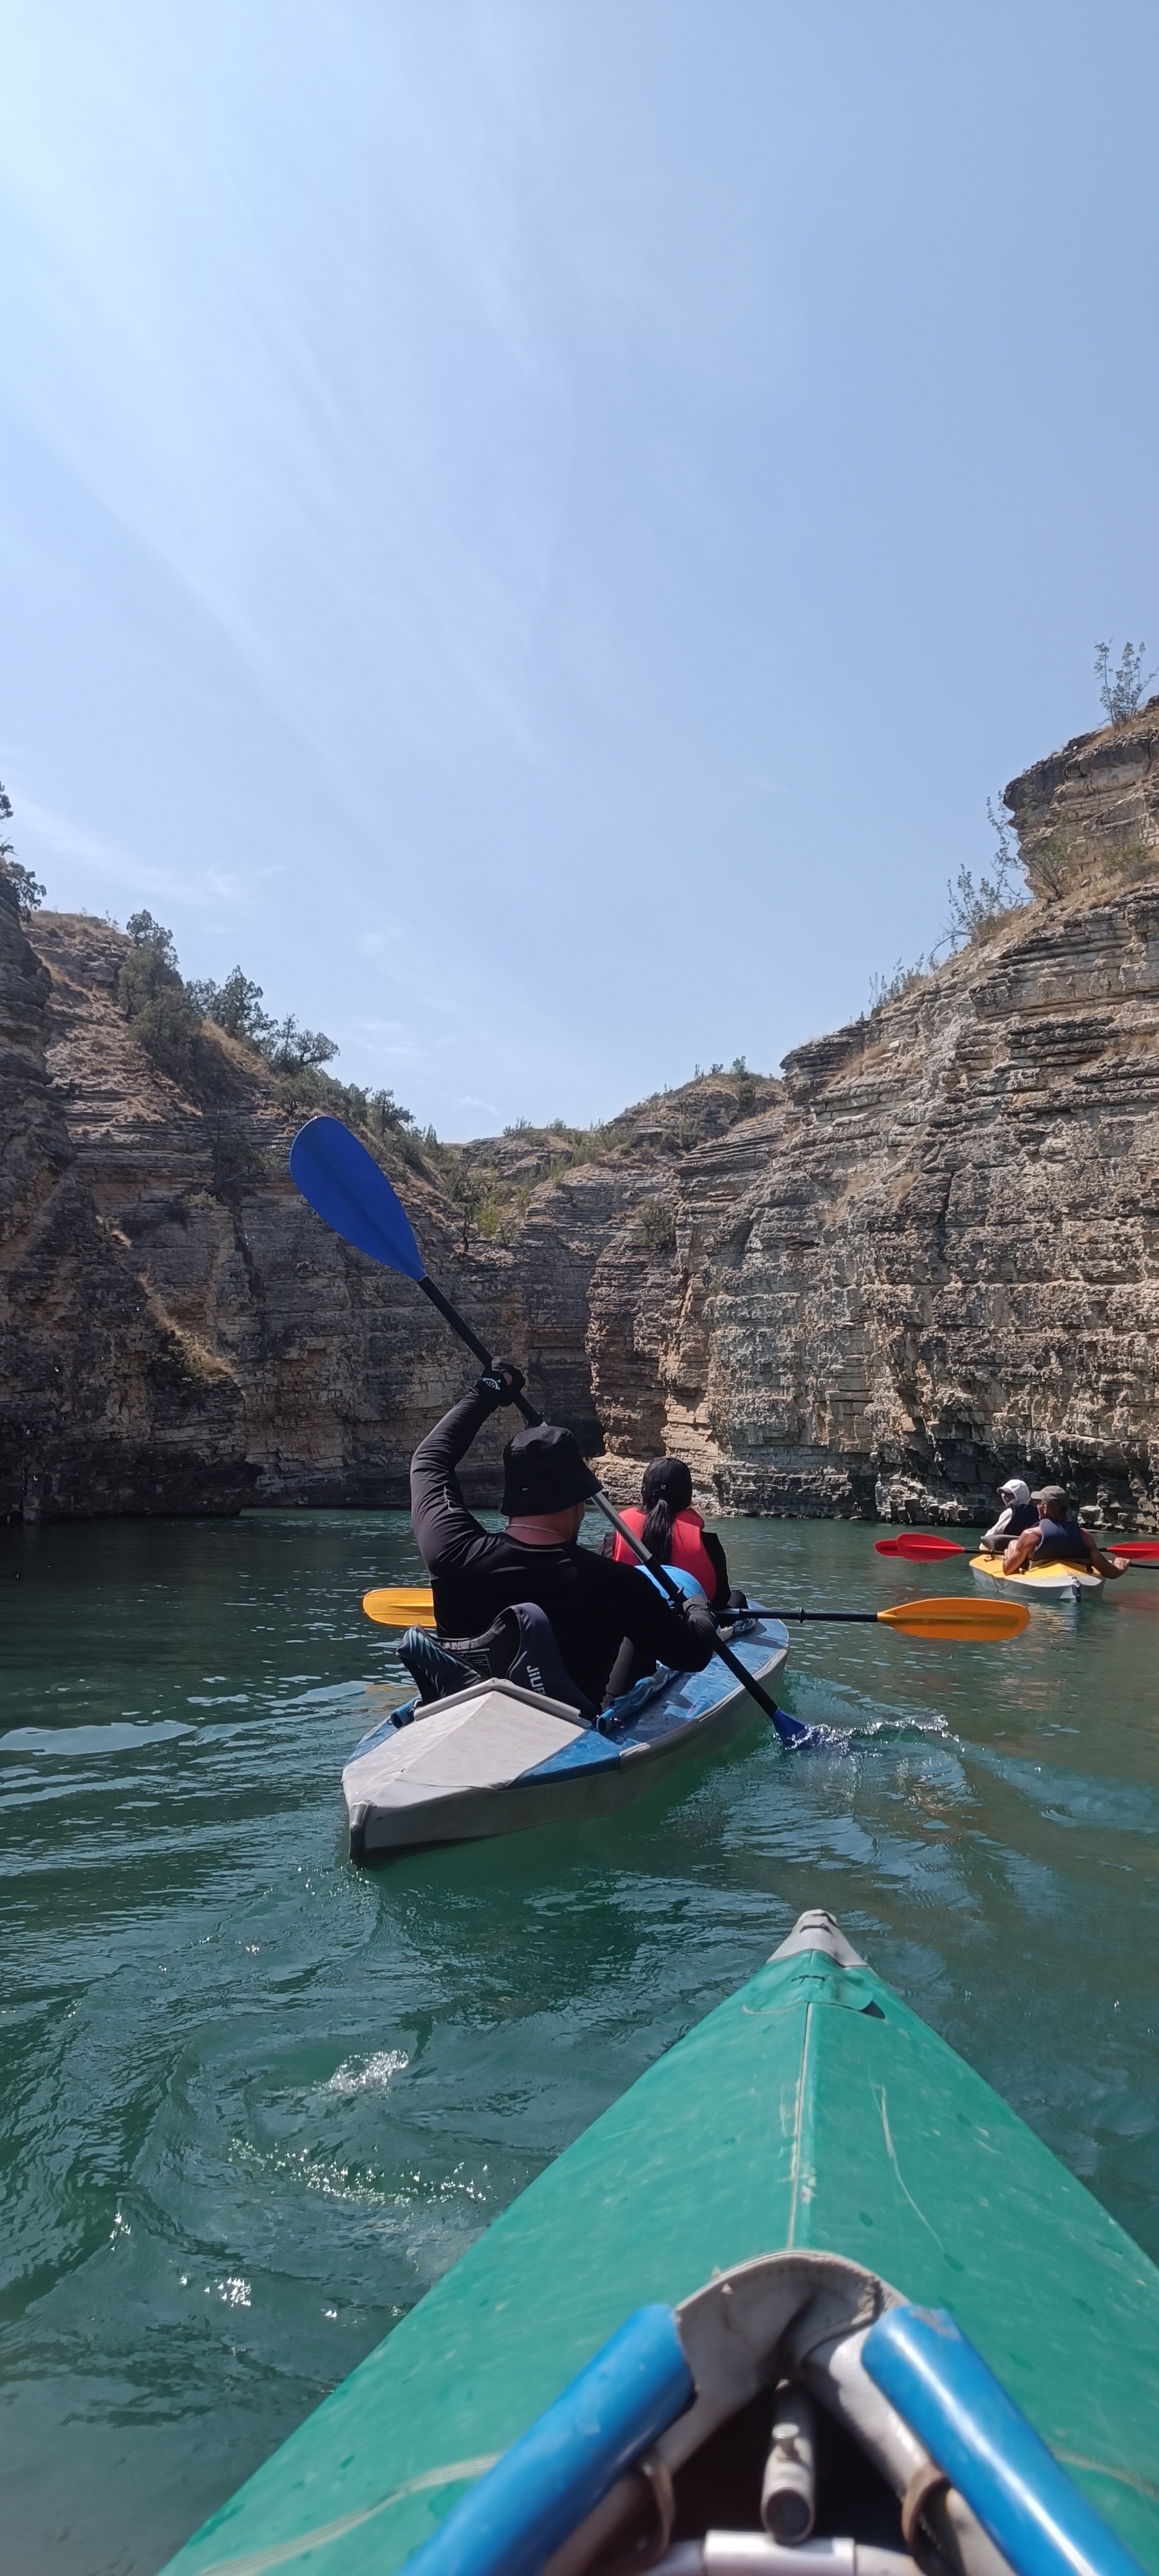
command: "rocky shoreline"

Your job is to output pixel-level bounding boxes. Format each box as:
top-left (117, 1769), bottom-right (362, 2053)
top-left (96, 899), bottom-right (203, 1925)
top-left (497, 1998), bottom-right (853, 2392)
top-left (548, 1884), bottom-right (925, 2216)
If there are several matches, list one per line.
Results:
top-left (3, 703), bottom-right (1158, 1527)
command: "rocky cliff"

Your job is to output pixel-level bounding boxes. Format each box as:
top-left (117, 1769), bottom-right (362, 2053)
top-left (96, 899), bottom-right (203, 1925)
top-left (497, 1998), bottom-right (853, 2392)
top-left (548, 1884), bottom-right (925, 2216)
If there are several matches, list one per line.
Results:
top-left (571, 878), bottom-right (1159, 1526)
top-left (3, 703), bottom-right (1158, 1526)
top-left (0, 895), bottom-right (528, 1518)
top-left (1004, 694), bottom-right (1159, 897)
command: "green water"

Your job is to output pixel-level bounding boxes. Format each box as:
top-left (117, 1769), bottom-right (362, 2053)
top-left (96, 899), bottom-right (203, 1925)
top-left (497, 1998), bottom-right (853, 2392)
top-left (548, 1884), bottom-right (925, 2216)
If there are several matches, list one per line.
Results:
top-left (2, 1513), bottom-right (1157, 2576)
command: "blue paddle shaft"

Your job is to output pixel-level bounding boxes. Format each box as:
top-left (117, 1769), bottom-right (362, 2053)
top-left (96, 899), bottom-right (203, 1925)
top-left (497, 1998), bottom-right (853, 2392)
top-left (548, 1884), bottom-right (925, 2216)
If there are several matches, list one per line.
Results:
top-left (400, 2304), bottom-right (693, 2576)
top-left (863, 2306), bottom-right (1145, 2576)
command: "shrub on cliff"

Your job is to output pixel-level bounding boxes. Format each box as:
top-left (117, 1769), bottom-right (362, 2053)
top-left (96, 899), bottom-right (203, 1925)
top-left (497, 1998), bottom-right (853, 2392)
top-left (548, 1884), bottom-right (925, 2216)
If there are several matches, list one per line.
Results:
top-left (867, 799), bottom-right (1028, 1014)
top-left (1096, 638), bottom-right (1155, 728)
top-left (0, 777), bottom-right (46, 918)
top-left (1020, 823), bottom-right (1158, 902)
top-left (189, 965), bottom-right (338, 1074)
top-left (867, 956), bottom-right (930, 1011)
top-left (0, 855), bottom-right (45, 918)
top-left (634, 1198), bottom-right (677, 1252)
top-left (262, 1012), bottom-right (339, 1072)
top-left (118, 916), bottom-right (206, 1086)
top-left (942, 801), bottom-right (1028, 947)
top-left (187, 965), bottom-right (274, 1048)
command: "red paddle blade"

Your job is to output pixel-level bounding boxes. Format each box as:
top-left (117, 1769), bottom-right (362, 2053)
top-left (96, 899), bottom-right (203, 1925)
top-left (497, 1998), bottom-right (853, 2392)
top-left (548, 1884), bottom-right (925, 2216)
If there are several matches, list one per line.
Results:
top-left (1102, 1539), bottom-right (1159, 1560)
top-left (874, 1533), bottom-right (965, 1560)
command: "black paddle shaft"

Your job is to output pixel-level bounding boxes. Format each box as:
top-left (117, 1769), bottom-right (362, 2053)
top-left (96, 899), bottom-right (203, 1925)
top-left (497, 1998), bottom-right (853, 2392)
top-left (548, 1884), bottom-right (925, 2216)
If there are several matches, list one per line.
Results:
top-left (766, 1608), bottom-right (878, 1624)
top-left (417, 1276), bottom-right (543, 1425)
top-left (592, 1494), bottom-right (785, 1726)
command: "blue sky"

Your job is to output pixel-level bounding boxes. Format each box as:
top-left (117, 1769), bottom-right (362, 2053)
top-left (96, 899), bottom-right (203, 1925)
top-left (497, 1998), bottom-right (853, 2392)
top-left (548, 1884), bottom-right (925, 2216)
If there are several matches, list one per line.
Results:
top-left (1, 2), bottom-right (1156, 1135)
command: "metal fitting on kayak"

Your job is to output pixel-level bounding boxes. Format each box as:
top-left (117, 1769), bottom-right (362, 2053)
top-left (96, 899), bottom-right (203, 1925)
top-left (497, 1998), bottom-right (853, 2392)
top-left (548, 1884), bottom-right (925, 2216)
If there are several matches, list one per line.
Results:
top-left (761, 2385), bottom-right (816, 2541)
top-left (655, 2543), bottom-right (914, 2576)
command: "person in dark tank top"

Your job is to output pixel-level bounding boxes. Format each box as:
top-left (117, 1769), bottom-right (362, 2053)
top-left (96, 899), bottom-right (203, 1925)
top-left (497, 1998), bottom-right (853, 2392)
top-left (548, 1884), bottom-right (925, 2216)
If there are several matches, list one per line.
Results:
top-left (1002, 1486), bottom-right (1130, 1579)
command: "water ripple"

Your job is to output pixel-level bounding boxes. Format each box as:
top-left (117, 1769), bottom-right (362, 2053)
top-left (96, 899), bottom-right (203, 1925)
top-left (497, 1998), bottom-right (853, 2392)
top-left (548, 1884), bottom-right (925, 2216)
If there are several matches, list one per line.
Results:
top-left (1, 1509), bottom-right (1158, 2574)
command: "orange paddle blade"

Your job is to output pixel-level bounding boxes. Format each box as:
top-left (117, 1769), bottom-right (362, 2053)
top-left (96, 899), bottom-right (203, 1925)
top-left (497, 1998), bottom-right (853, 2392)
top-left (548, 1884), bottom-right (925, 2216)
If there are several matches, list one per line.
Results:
top-left (363, 1585), bottom-right (437, 1631)
top-left (878, 1594), bottom-right (1028, 1642)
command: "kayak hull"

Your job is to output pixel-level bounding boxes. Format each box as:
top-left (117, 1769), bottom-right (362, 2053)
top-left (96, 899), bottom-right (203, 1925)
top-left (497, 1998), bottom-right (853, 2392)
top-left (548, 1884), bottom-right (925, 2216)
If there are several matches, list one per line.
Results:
top-left (970, 1551), bottom-right (1103, 1604)
top-left (342, 1618), bottom-right (789, 1859)
top-left (160, 1913), bottom-right (1159, 2576)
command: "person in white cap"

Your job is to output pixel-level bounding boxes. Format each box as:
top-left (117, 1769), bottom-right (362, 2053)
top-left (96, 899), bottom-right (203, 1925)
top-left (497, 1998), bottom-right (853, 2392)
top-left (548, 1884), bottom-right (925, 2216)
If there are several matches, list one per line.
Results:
top-left (981, 1478), bottom-right (1039, 1555)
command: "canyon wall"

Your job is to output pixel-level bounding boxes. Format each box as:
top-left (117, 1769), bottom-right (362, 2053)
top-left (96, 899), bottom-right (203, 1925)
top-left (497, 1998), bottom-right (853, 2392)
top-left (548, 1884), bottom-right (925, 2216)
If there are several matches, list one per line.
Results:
top-left (0, 894), bottom-right (527, 1518)
top-left (3, 699), bottom-right (1157, 1525)
top-left (568, 882), bottom-right (1159, 1526)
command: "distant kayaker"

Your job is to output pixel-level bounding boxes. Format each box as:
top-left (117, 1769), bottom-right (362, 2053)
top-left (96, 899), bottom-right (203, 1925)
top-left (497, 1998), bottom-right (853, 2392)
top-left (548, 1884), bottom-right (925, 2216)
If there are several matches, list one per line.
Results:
top-left (1002, 1487), bottom-right (1129, 1579)
top-left (409, 1367), bottom-right (718, 1710)
top-left (607, 1458), bottom-right (735, 1614)
top-left (981, 1479), bottom-right (1039, 1555)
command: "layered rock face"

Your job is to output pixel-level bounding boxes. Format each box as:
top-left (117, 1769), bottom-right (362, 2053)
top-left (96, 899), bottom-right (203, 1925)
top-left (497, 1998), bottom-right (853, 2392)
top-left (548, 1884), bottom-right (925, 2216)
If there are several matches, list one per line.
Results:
top-left (515, 709), bottom-right (1159, 1525)
top-left (0, 886), bottom-right (245, 1519)
top-left (1005, 695), bottom-right (1159, 895)
top-left (0, 900), bottom-right (523, 1518)
top-left (567, 882), bottom-right (1159, 1524)
top-left (3, 703), bottom-right (1157, 1525)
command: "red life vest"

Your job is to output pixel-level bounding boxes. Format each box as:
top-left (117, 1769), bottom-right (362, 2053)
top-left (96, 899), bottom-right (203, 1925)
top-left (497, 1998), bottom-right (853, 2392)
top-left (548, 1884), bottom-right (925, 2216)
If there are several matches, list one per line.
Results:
top-left (612, 1506), bottom-right (717, 1600)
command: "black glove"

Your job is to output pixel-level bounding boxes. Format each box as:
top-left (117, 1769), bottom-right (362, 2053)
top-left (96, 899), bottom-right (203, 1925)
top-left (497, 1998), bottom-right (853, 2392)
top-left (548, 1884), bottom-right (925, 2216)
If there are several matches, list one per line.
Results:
top-left (476, 1361), bottom-right (526, 1411)
top-left (683, 1600), bottom-right (718, 1656)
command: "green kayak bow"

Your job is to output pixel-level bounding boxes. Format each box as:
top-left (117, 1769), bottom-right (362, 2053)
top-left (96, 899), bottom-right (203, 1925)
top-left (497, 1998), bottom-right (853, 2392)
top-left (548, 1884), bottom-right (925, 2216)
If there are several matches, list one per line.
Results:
top-left (160, 1915), bottom-right (1159, 2576)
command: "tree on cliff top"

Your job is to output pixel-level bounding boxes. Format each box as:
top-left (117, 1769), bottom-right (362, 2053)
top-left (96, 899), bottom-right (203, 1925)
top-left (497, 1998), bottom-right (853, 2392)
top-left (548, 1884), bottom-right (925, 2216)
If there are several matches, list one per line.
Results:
top-left (188, 963), bottom-right (339, 1075)
top-left (121, 918), bottom-right (413, 1133)
top-left (119, 914), bottom-right (203, 1084)
top-left (0, 778), bottom-right (46, 919)
top-left (187, 965), bottom-right (274, 1048)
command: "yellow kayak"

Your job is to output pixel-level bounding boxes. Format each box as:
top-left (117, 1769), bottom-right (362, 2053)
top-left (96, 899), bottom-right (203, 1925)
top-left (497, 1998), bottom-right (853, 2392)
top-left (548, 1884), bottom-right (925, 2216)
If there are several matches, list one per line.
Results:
top-left (970, 1551), bottom-right (1104, 1604)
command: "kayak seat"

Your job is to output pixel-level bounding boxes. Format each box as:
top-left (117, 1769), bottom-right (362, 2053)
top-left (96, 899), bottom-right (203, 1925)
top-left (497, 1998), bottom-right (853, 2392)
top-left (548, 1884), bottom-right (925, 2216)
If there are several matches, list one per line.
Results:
top-left (397, 1603), bottom-right (598, 1728)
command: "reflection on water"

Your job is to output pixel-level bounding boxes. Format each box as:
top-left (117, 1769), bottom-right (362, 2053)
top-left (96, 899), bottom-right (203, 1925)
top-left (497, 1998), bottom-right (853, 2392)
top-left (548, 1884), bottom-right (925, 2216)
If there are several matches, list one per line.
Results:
top-left (1, 1510), bottom-right (1158, 2574)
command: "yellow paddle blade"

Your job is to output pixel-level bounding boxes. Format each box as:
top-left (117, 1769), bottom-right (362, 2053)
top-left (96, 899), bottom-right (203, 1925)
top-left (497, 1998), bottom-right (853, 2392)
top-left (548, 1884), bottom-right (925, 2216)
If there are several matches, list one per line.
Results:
top-left (363, 1586), bottom-right (437, 1631)
top-left (878, 1594), bottom-right (1029, 1642)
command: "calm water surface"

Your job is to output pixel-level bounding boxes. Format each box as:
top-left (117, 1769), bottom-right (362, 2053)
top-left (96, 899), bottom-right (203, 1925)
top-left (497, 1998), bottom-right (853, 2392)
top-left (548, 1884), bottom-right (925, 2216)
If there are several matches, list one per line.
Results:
top-left (2, 1512), bottom-right (1158, 2575)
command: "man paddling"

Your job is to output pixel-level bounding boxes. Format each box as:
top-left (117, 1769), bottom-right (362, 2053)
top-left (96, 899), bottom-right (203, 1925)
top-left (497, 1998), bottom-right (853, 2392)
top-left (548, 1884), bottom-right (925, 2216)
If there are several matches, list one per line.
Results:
top-left (410, 1367), bottom-right (717, 1708)
top-left (1002, 1487), bottom-right (1129, 1580)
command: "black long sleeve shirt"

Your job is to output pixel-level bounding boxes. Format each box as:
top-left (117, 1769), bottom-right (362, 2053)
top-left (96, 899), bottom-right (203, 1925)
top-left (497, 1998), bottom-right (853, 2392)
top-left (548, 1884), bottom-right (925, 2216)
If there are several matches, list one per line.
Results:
top-left (410, 1392), bottom-right (715, 1707)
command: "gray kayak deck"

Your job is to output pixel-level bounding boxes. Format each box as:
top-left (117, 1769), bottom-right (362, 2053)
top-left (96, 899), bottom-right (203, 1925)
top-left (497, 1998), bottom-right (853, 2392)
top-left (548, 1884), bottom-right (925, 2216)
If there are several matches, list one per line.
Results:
top-left (343, 1616), bottom-right (790, 1854)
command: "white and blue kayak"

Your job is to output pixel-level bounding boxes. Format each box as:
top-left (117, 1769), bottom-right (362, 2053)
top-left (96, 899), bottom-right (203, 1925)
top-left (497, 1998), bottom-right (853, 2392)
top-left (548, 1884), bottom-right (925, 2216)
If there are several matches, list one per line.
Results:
top-left (343, 1615), bottom-right (789, 1862)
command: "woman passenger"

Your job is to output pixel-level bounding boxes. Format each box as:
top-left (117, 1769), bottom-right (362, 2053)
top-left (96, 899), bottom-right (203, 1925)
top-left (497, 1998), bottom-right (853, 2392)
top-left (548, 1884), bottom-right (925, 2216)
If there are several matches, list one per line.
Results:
top-left (981, 1478), bottom-right (1039, 1555)
top-left (608, 1457), bottom-right (735, 1614)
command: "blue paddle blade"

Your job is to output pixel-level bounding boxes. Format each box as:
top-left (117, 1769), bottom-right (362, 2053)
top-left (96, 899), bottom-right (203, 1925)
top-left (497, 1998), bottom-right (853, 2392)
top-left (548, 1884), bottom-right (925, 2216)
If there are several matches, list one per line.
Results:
top-left (288, 1117), bottom-right (426, 1281)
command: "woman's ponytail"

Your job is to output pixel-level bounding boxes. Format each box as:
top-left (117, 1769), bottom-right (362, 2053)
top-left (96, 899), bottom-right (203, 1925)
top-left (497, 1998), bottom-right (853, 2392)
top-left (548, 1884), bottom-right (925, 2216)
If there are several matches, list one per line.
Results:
top-left (641, 1493), bottom-right (675, 1561)
top-left (640, 1457), bottom-right (693, 1563)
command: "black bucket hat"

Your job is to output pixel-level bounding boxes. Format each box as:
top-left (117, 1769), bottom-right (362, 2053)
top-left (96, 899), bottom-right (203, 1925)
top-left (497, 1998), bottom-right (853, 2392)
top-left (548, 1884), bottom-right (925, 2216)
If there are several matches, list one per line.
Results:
top-left (501, 1424), bottom-right (600, 1518)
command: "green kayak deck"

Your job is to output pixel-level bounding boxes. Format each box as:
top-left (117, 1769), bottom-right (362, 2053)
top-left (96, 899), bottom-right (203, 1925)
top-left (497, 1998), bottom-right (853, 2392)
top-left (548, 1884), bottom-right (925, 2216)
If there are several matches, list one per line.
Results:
top-left (162, 1916), bottom-right (1159, 2576)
